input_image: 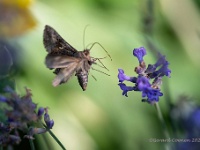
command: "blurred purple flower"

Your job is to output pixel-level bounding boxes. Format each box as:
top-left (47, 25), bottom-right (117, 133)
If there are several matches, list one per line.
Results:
top-left (44, 108), bottom-right (54, 129)
top-left (24, 127), bottom-right (46, 140)
top-left (37, 107), bottom-right (45, 118)
top-left (171, 98), bottom-right (200, 150)
top-left (0, 87), bottom-right (54, 147)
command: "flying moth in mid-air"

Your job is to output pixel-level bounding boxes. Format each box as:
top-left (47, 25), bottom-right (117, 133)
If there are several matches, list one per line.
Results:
top-left (43, 25), bottom-right (111, 91)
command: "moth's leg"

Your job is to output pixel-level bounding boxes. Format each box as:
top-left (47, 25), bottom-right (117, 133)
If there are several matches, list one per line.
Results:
top-left (91, 58), bottom-right (109, 71)
top-left (91, 67), bottom-right (110, 76)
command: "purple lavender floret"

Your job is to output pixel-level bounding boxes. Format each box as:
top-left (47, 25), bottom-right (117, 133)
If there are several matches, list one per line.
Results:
top-left (118, 69), bottom-right (137, 83)
top-left (133, 47), bottom-right (146, 63)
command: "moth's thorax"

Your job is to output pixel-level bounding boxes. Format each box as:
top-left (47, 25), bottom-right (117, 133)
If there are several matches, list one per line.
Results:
top-left (82, 49), bottom-right (90, 58)
top-left (75, 49), bottom-right (91, 60)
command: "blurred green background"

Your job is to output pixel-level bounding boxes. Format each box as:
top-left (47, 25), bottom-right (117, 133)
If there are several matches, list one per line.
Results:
top-left (1, 0), bottom-right (200, 149)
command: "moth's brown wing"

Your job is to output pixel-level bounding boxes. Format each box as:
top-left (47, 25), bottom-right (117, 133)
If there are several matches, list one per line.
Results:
top-left (43, 25), bottom-right (77, 56)
top-left (76, 60), bottom-right (92, 91)
top-left (52, 61), bottom-right (80, 87)
top-left (45, 55), bottom-right (81, 69)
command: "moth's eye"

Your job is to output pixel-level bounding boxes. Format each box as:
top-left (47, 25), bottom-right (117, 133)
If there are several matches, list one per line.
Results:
top-left (84, 50), bottom-right (89, 55)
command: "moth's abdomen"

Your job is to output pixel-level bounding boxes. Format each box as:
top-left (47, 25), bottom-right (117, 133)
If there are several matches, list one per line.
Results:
top-left (76, 72), bottom-right (88, 91)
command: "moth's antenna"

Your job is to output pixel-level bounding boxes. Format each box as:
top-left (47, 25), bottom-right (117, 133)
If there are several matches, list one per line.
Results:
top-left (83, 24), bottom-right (90, 50)
top-left (91, 67), bottom-right (110, 76)
top-left (87, 42), bottom-right (112, 61)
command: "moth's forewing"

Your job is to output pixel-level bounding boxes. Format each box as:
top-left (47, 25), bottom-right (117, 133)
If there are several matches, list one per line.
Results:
top-left (52, 61), bottom-right (79, 86)
top-left (43, 25), bottom-right (81, 87)
top-left (43, 25), bottom-right (77, 56)
top-left (45, 55), bottom-right (81, 69)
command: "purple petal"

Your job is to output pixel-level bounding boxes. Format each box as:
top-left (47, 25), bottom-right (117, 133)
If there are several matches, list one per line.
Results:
top-left (37, 107), bottom-right (45, 117)
top-left (133, 47), bottom-right (146, 63)
top-left (118, 69), bottom-right (136, 83)
top-left (0, 95), bottom-right (7, 102)
top-left (137, 76), bottom-right (151, 91)
top-left (46, 120), bottom-right (54, 129)
top-left (118, 83), bottom-right (135, 97)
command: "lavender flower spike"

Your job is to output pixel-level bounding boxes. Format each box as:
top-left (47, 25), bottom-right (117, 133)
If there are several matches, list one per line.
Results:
top-left (117, 46), bottom-right (171, 104)
top-left (0, 87), bottom-right (55, 147)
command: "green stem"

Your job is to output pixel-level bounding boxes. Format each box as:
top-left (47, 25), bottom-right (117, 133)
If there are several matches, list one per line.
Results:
top-left (43, 124), bottom-right (66, 150)
top-left (154, 103), bottom-right (171, 150)
top-left (29, 139), bottom-right (35, 150)
top-left (154, 103), bottom-right (170, 138)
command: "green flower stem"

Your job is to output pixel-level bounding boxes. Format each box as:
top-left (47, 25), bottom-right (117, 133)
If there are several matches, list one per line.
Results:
top-left (29, 139), bottom-right (35, 150)
top-left (43, 124), bottom-right (66, 150)
top-left (154, 103), bottom-right (170, 138)
top-left (154, 103), bottom-right (171, 150)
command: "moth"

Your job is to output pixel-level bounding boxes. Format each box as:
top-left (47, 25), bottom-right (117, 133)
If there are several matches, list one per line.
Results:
top-left (43, 25), bottom-right (110, 91)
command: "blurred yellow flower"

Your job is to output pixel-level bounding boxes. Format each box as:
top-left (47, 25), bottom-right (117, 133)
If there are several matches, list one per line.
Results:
top-left (0, 0), bottom-right (36, 37)
top-left (0, 0), bottom-right (34, 9)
